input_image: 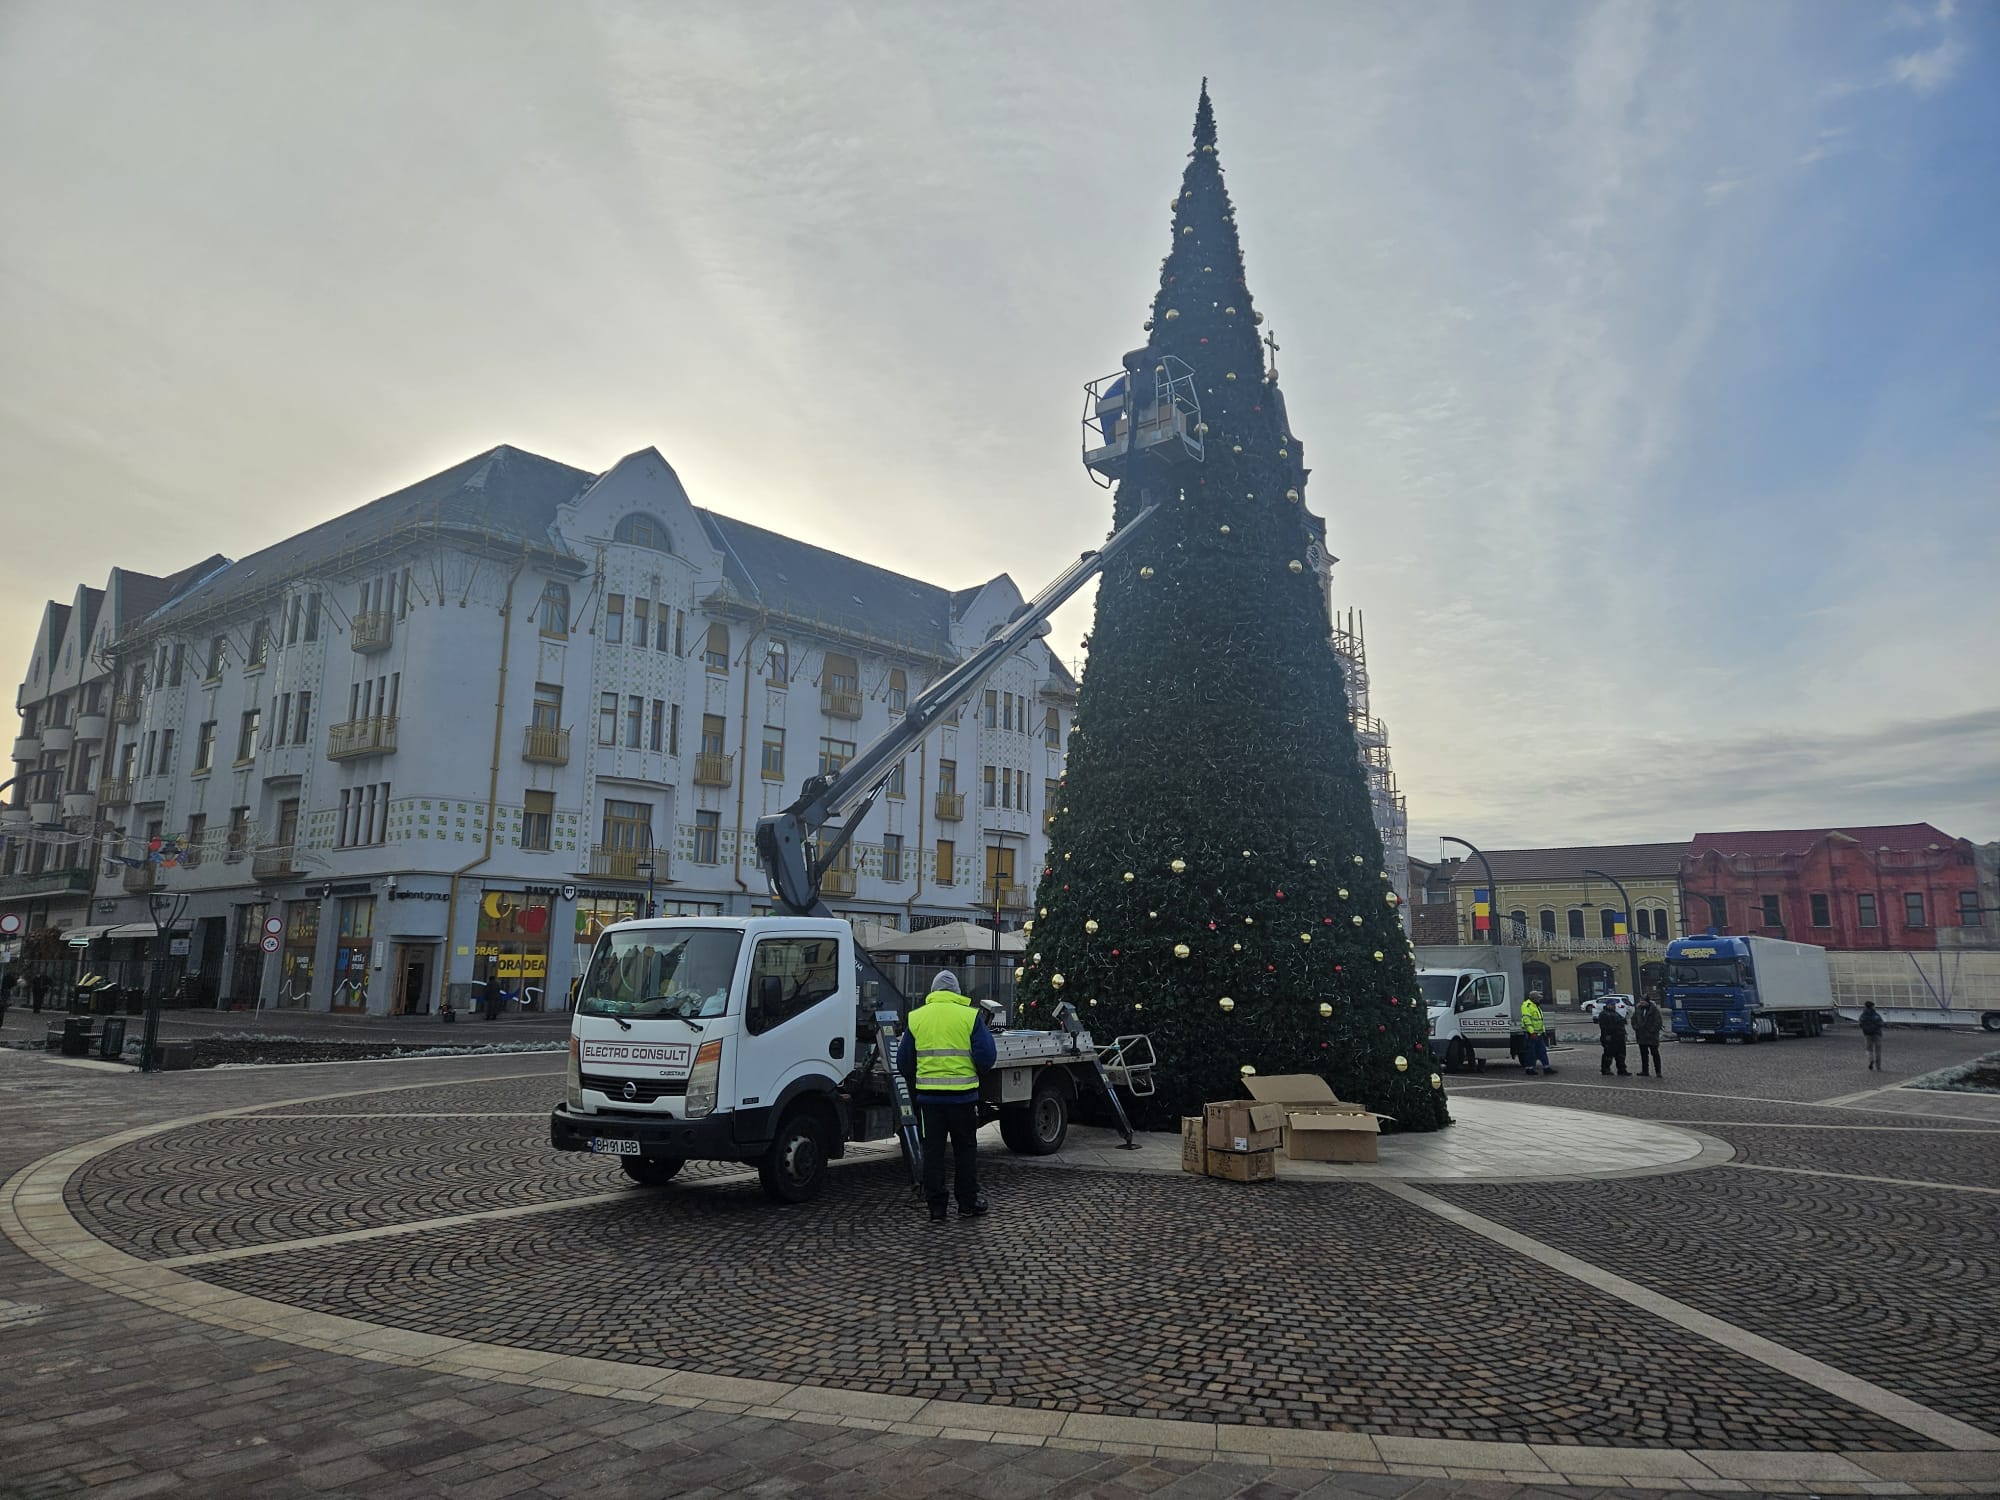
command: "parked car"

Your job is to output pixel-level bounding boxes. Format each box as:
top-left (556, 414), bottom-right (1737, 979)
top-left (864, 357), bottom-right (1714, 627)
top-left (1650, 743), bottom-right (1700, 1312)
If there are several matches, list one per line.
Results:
top-left (1580, 994), bottom-right (1634, 1021)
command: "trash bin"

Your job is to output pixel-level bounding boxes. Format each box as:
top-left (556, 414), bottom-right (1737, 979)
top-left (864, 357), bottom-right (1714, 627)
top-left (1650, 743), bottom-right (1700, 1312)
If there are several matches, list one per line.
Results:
top-left (60, 1016), bottom-right (94, 1057)
top-left (97, 1017), bottom-right (128, 1061)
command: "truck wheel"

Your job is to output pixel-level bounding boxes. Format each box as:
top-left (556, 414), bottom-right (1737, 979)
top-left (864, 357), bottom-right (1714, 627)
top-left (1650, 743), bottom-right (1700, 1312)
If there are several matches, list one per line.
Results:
top-left (620, 1157), bottom-right (684, 1186)
top-left (1444, 1038), bottom-right (1468, 1072)
top-left (1982, 1011), bottom-right (2000, 1034)
top-left (1003, 1079), bottom-right (1069, 1156)
top-left (758, 1112), bottom-right (828, 1204)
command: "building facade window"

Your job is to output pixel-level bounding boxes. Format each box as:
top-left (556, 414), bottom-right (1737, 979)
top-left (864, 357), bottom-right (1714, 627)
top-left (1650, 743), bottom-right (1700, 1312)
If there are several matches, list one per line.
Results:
top-left (881, 833), bottom-right (903, 882)
top-left (819, 737), bottom-right (854, 776)
top-left (1904, 892), bottom-right (1926, 929)
top-left (704, 623), bottom-right (729, 673)
top-left (692, 809), bottom-right (720, 864)
top-left (701, 714), bottom-right (725, 757)
top-left (538, 583), bottom-right (569, 637)
top-left (236, 709), bottom-right (260, 763)
top-left (614, 513), bottom-right (671, 551)
top-left (1760, 895), bottom-right (1781, 929)
top-left (761, 725), bottom-right (785, 779)
top-left (1567, 908), bottom-right (1585, 940)
top-left (522, 790), bottom-right (553, 851)
top-left (887, 760), bottom-right (905, 798)
top-left (887, 668), bottom-right (906, 714)
top-left (597, 693), bottom-right (618, 746)
top-left (292, 691), bottom-right (311, 744)
top-left (1600, 907), bottom-right (1619, 939)
top-left (649, 700), bottom-right (666, 753)
top-left (605, 594), bottom-right (624, 645)
top-left (1962, 890), bottom-right (1983, 927)
top-left (982, 690), bottom-right (998, 729)
top-left (333, 896), bottom-right (374, 1011)
top-left (768, 639), bottom-right (789, 687)
top-left (633, 598), bottom-right (649, 645)
top-left (280, 901), bottom-right (317, 1007)
top-left (532, 683), bottom-right (562, 731)
top-left (938, 759), bottom-right (957, 796)
top-left (983, 765), bottom-right (997, 809)
top-left (195, 720), bottom-right (217, 772)
top-left (601, 799), bottom-right (652, 859)
top-left (1539, 908), bottom-right (1557, 936)
top-left (1810, 893), bottom-right (1831, 928)
top-left (206, 636), bottom-right (228, 681)
top-left (1705, 896), bottom-right (1727, 931)
top-left (625, 696), bottom-right (643, 750)
top-left (935, 839), bottom-right (955, 885)
top-left (1858, 893), bottom-right (1879, 928)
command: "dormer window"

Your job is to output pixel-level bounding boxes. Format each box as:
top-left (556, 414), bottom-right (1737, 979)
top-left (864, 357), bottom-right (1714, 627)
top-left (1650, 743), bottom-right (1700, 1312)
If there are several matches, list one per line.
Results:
top-left (614, 514), bottom-right (672, 553)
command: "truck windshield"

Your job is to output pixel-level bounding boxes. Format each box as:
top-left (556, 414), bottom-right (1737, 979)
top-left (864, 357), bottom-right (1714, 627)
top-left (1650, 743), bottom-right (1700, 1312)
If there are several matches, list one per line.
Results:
top-left (1666, 958), bottom-right (1750, 987)
top-left (578, 928), bottom-right (744, 1020)
top-left (1418, 974), bottom-right (1460, 1007)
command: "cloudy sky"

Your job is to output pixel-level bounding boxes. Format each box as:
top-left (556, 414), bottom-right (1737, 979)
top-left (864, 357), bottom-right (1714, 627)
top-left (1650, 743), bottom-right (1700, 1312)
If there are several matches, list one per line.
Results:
top-left (3, 1), bottom-right (1995, 855)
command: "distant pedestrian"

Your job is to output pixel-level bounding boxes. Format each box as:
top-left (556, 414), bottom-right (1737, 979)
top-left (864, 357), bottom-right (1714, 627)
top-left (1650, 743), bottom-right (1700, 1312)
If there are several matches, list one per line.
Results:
top-left (1859, 1000), bottom-right (1885, 1071)
top-left (31, 972), bottom-right (49, 1014)
top-left (896, 969), bottom-right (997, 1223)
top-left (1519, 992), bottom-right (1554, 1075)
top-left (1633, 994), bottom-right (1665, 1078)
top-left (1597, 1001), bottom-right (1631, 1077)
top-left (481, 971), bottom-right (504, 1022)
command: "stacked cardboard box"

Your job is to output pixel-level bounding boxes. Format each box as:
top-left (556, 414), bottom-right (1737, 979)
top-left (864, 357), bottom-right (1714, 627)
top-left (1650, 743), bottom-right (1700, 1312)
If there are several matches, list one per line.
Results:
top-left (1243, 1074), bottom-right (1388, 1163)
top-left (1181, 1100), bottom-right (1282, 1182)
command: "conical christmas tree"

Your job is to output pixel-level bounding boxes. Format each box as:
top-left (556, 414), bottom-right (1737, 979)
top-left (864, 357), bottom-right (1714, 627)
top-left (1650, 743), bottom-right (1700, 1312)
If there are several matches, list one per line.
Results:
top-left (1016, 83), bottom-right (1449, 1132)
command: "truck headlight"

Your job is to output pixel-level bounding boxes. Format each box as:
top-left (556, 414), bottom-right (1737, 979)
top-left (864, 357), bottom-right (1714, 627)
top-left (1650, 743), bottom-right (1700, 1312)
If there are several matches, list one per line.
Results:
top-left (566, 1035), bottom-right (582, 1110)
top-left (684, 1039), bottom-right (724, 1119)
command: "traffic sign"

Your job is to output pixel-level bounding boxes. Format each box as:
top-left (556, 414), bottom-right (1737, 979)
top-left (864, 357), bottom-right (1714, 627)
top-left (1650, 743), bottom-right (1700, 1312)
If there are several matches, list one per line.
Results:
top-left (0, 913), bottom-right (21, 936)
top-left (261, 934), bottom-right (281, 954)
top-left (263, 916), bottom-right (284, 937)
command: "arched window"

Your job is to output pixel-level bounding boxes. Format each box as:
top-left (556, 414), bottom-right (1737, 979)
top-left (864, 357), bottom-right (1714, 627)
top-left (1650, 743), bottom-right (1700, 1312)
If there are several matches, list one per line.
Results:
top-left (1600, 907), bottom-right (1620, 939)
top-left (614, 514), bottom-right (672, 553)
top-left (1567, 908), bottom-right (1585, 940)
top-left (1508, 909), bottom-right (1528, 939)
top-left (537, 583), bottom-right (570, 638)
top-left (1539, 908), bottom-right (1557, 936)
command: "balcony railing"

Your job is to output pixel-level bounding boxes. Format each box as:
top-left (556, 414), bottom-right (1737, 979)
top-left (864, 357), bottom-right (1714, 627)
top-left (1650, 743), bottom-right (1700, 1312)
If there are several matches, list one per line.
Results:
top-left (10, 735), bottom-right (39, 762)
top-left (821, 688), bottom-right (863, 720)
top-left (73, 712), bottom-right (108, 742)
top-left (693, 751), bottom-right (734, 788)
top-left (61, 791), bottom-right (96, 820)
top-left (98, 777), bottom-right (133, 806)
top-left (590, 845), bottom-right (652, 881)
top-left (350, 611), bottom-right (394, 653)
top-left (0, 867), bottom-right (93, 900)
top-left (934, 791), bottom-right (965, 821)
top-left (820, 868), bottom-right (856, 897)
top-left (39, 724), bottom-right (74, 753)
top-left (328, 716), bottom-right (398, 760)
top-left (121, 864), bottom-right (158, 895)
top-left (522, 725), bottom-right (570, 765)
top-left (112, 695), bottom-right (140, 725)
top-left (251, 845), bottom-right (298, 880)
top-left (993, 883), bottom-right (1030, 910)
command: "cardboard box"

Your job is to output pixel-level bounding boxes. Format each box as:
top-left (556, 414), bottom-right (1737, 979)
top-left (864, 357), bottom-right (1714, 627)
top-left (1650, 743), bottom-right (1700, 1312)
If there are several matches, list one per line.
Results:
top-left (1180, 1115), bottom-right (1208, 1175)
top-left (1242, 1073), bottom-right (1388, 1164)
top-left (1205, 1147), bottom-right (1278, 1183)
top-left (1204, 1099), bottom-right (1284, 1154)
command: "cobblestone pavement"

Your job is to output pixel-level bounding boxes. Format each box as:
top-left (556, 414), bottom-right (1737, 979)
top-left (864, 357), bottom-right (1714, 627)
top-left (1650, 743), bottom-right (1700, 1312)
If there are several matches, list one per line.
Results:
top-left (2, 1033), bottom-right (1998, 1496)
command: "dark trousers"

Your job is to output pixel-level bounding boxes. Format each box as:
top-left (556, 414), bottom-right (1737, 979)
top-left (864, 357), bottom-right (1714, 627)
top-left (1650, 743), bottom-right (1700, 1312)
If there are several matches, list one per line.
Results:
top-left (1637, 1041), bottom-right (1662, 1076)
top-left (1601, 1041), bottom-right (1629, 1075)
top-left (918, 1097), bottom-right (980, 1212)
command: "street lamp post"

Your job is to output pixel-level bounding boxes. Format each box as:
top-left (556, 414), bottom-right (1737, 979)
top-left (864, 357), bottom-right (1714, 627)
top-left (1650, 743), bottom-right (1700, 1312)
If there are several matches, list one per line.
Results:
top-left (1583, 868), bottom-right (1644, 1002)
top-left (1441, 837), bottom-right (1498, 950)
top-left (142, 889), bottom-right (190, 1073)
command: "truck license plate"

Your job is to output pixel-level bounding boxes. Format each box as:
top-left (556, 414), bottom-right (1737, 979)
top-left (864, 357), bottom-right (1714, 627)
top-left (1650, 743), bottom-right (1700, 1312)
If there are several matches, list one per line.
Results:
top-left (590, 1137), bottom-right (639, 1156)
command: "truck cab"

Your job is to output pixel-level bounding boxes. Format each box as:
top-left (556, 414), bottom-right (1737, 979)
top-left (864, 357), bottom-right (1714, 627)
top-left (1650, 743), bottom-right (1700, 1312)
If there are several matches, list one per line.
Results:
top-left (1419, 966), bottom-right (1517, 1071)
top-left (549, 916), bottom-right (868, 1202)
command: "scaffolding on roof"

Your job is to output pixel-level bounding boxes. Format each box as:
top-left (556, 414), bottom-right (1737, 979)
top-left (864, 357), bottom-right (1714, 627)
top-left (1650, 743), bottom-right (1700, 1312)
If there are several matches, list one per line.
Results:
top-left (1331, 608), bottom-right (1409, 918)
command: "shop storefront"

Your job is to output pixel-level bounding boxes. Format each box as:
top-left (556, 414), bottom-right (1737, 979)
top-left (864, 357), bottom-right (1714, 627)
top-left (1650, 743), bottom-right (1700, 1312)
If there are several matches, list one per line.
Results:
top-left (333, 896), bottom-right (375, 1012)
top-left (227, 901), bottom-right (269, 1007)
top-left (279, 900), bottom-right (317, 1008)
top-left (475, 891), bottom-right (553, 1008)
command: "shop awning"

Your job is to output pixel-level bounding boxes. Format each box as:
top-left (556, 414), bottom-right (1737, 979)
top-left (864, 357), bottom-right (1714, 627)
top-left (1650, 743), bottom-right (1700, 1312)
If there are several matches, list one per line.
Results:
top-left (104, 920), bottom-right (190, 940)
top-left (62, 924), bottom-right (116, 945)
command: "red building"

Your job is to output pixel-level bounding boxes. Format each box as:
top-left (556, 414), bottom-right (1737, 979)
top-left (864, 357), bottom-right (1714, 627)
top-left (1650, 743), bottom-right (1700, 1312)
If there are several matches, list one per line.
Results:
top-left (1681, 824), bottom-right (1982, 952)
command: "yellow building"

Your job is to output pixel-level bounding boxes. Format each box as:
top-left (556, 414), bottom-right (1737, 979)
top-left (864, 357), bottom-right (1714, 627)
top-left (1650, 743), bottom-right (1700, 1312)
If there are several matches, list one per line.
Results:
top-left (1446, 843), bottom-right (1685, 1008)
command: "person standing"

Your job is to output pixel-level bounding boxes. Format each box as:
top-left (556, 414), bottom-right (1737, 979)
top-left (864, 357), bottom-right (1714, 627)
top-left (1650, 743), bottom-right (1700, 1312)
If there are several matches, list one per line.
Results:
top-left (481, 970), bottom-right (504, 1022)
top-left (1633, 993), bottom-right (1665, 1078)
top-left (896, 969), bottom-right (997, 1223)
top-left (1859, 1000), bottom-right (1885, 1071)
top-left (1597, 999), bottom-right (1631, 1077)
top-left (1519, 992), bottom-right (1554, 1075)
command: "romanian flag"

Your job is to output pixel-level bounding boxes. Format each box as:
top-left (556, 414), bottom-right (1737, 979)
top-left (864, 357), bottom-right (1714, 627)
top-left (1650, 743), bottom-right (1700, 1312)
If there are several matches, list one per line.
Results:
top-left (1472, 887), bottom-right (1490, 934)
top-left (1613, 915), bottom-right (1629, 947)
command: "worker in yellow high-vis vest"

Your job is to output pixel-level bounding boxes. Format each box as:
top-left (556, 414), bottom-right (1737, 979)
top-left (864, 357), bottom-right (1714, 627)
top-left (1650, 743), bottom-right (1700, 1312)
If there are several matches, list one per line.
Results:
top-left (895, 970), bottom-right (998, 1222)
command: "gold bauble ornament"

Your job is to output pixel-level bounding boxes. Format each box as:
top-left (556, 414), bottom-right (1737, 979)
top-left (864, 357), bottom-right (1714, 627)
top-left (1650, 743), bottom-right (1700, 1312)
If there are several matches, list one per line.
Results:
top-left (1123, 871), bottom-right (1136, 883)
top-left (1033, 951), bottom-right (1042, 961)
top-left (1084, 919), bottom-right (1099, 935)
top-left (1242, 849), bottom-right (1253, 858)
top-left (1395, 1055), bottom-right (1409, 1072)
top-left (1244, 916), bottom-right (1255, 925)
top-left (1202, 143), bottom-right (1216, 154)
top-left (1225, 306), bottom-right (1237, 316)
top-left (1022, 920), bottom-right (1033, 934)
top-left (1195, 422), bottom-right (1210, 436)
top-left (1373, 950), bottom-right (1385, 961)
top-left (1231, 444), bottom-right (1243, 455)
top-left (1225, 371), bottom-right (1238, 382)
top-left (1309, 858), bottom-right (1318, 867)
top-left (1285, 489), bottom-right (1300, 503)
top-left (1219, 524), bottom-right (1231, 535)
top-left (1386, 892), bottom-right (1399, 905)
top-left (1064, 852), bottom-right (1071, 861)
top-left (1040, 907), bottom-right (1048, 917)
top-left (1278, 447), bottom-right (1289, 458)
top-left (1353, 855), bottom-right (1365, 865)
top-left (1183, 226), bottom-right (1194, 235)
top-left (1339, 888), bottom-right (1350, 899)
top-left (1090, 998), bottom-right (1098, 1007)
top-left (1139, 565), bottom-right (1155, 580)
top-left (1134, 1002), bottom-right (1143, 1012)
top-left (1013, 967), bottom-right (1024, 981)
top-left (1318, 1002), bottom-right (1333, 1018)
top-left (1232, 942), bottom-right (1242, 952)
top-left (1352, 916), bottom-right (1363, 926)
top-left (1430, 1073), bottom-right (1443, 1090)
top-left (1300, 932), bottom-right (1312, 943)
top-left (1173, 943), bottom-right (1191, 960)
top-left (1288, 561), bottom-right (1303, 574)
top-left (1148, 910), bottom-right (1158, 918)
top-left (1143, 319), bottom-right (1153, 331)
top-left (1240, 1063), bottom-right (1255, 1075)
top-left (1218, 996), bottom-right (1235, 1011)
top-left (1164, 309), bottom-right (1180, 321)
top-left (1253, 311), bottom-right (1264, 324)
top-left (1170, 858), bottom-right (1187, 874)
top-left (1050, 973), bottom-right (1065, 989)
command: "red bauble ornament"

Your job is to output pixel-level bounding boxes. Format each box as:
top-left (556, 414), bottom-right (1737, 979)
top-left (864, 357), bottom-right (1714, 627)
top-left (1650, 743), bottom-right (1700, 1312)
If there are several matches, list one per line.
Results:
top-left (1377, 1024), bottom-right (1386, 1032)
top-left (1323, 918), bottom-right (1333, 926)
top-left (1111, 949), bottom-right (1120, 956)
top-left (1207, 921), bottom-right (1216, 930)
top-left (1266, 964), bottom-right (1274, 973)
top-left (1062, 884), bottom-right (1070, 891)
top-left (1275, 890), bottom-right (1285, 899)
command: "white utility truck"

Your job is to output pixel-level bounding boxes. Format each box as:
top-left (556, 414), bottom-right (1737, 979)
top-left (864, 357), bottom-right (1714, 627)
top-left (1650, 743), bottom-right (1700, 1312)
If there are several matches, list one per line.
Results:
top-left (550, 505), bottom-right (1163, 1202)
top-left (1419, 965), bottom-right (1519, 1072)
top-left (1665, 934), bottom-right (1834, 1042)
